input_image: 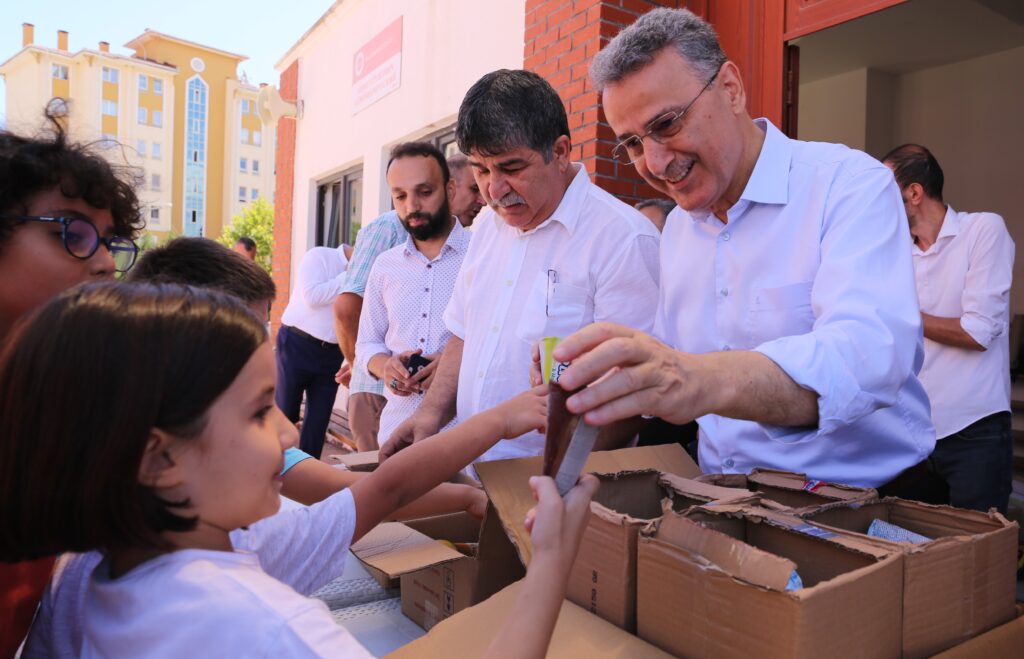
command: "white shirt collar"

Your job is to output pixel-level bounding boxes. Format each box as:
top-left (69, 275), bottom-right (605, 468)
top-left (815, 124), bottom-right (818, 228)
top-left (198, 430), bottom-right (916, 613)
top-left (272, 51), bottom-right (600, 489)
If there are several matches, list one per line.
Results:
top-left (740, 118), bottom-right (792, 206)
top-left (510, 163), bottom-right (589, 237)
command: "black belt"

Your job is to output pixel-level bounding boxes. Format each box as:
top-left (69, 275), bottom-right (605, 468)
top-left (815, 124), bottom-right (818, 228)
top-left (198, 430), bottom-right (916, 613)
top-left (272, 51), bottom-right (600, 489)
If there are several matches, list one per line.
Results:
top-left (284, 325), bottom-right (338, 349)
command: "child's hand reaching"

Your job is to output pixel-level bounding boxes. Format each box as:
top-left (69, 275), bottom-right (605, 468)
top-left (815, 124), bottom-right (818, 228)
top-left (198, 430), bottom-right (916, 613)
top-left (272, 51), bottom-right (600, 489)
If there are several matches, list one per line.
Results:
top-left (493, 384), bottom-right (548, 439)
top-left (524, 474), bottom-right (599, 572)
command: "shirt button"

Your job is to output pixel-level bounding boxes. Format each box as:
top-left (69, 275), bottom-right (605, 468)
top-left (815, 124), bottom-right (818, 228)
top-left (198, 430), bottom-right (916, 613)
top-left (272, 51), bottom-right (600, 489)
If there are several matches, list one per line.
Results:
top-left (422, 313), bottom-right (427, 318)
top-left (491, 326), bottom-right (498, 333)
top-left (505, 280), bottom-right (513, 286)
top-left (424, 287), bottom-right (429, 292)
top-left (477, 371), bottom-right (484, 378)
top-left (722, 232), bottom-right (731, 241)
top-left (720, 288), bottom-right (729, 297)
top-left (723, 345), bottom-right (731, 351)
top-left (419, 338), bottom-right (425, 343)
top-left (724, 458), bottom-right (735, 468)
top-left (427, 264), bottom-right (432, 269)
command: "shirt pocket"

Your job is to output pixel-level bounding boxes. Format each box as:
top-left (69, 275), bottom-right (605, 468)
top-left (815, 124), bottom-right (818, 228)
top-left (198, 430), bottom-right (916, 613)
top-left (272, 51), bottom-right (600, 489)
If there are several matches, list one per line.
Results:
top-left (516, 271), bottom-right (589, 344)
top-left (745, 280), bottom-right (815, 347)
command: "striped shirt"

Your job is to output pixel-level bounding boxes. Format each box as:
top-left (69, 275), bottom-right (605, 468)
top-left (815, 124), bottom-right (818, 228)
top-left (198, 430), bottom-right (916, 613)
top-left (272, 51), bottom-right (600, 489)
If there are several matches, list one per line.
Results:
top-left (342, 210), bottom-right (406, 395)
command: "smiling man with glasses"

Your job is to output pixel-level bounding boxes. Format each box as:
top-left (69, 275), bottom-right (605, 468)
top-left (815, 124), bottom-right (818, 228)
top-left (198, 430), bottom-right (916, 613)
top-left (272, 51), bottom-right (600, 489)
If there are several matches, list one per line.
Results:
top-left (552, 8), bottom-right (936, 495)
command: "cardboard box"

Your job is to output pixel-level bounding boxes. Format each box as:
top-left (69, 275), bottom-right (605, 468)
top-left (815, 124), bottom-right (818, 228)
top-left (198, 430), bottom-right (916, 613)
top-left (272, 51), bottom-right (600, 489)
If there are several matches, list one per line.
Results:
top-left (566, 470), bottom-right (758, 632)
top-left (636, 505), bottom-right (902, 658)
top-left (476, 443), bottom-right (701, 566)
top-left (799, 497), bottom-right (1019, 657)
top-left (351, 508), bottom-right (524, 630)
top-left (330, 449), bottom-right (380, 471)
top-left (934, 606), bottom-right (1024, 657)
top-left (696, 467), bottom-right (877, 512)
top-left (386, 579), bottom-right (673, 659)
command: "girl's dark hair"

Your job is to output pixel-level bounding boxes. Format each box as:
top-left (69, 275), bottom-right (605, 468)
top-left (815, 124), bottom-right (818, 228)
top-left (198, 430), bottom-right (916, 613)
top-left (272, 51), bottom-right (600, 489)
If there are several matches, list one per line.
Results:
top-left (0, 281), bottom-right (267, 561)
top-left (0, 103), bottom-right (145, 250)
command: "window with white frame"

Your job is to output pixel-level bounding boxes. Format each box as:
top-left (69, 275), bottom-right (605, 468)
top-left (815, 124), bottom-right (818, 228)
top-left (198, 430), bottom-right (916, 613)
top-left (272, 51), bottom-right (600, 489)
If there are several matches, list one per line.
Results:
top-left (51, 64), bottom-right (68, 80)
top-left (252, 159), bottom-right (260, 174)
top-left (150, 208), bottom-right (160, 221)
top-left (102, 67), bottom-right (118, 84)
top-left (184, 76), bottom-right (208, 237)
top-left (139, 74), bottom-right (148, 91)
top-left (153, 79), bottom-right (163, 95)
top-left (240, 157), bottom-right (248, 172)
top-left (101, 100), bottom-right (117, 116)
top-left (152, 110), bottom-right (163, 127)
top-left (251, 188), bottom-right (258, 201)
top-left (240, 128), bottom-right (250, 143)
top-left (137, 107), bottom-right (147, 124)
top-left (238, 186), bottom-right (247, 202)
top-left (151, 174), bottom-right (161, 191)
top-left (136, 139), bottom-right (146, 157)
top-left (253, 131), bottom-right (262, 146)
top-left (241, 99), bottom-right (250, 114)
top-left (152, 142), bottom-right (161, 159)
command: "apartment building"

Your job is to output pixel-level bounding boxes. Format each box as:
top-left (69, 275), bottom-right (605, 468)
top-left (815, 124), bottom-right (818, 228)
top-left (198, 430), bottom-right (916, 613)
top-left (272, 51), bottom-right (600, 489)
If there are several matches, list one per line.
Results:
top-left (0, 24), bottom-right (275, 239)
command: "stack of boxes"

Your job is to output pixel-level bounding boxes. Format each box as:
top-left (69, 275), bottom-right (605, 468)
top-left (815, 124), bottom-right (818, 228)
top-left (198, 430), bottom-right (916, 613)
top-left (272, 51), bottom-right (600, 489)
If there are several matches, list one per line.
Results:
top-left (343, 444), bottom-right (1021, 657)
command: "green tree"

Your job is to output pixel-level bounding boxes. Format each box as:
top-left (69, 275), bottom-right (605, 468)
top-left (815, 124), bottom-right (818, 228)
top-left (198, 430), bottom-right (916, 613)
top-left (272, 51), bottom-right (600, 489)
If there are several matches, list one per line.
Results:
top-left (218, 197), bottom-right (274, 274)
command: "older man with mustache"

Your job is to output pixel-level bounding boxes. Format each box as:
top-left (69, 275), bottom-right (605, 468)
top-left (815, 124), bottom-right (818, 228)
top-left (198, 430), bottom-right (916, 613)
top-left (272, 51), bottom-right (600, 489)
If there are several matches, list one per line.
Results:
top-left (381, 69), bottom-right (660, 466)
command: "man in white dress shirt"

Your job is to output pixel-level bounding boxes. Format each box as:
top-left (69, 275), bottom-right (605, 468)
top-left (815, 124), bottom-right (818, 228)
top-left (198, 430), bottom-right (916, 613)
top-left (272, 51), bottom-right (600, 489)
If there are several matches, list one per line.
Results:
top-left (356, 142), bottom-right (469, 446)
top-left (884, 144), bottom-right (1015, 513)
top-left (552, 8), bottom-right (935, 490)
top-left (382, 69), bottom-right (661, 464)
top-left (277, 243), bottom-right (350, 458)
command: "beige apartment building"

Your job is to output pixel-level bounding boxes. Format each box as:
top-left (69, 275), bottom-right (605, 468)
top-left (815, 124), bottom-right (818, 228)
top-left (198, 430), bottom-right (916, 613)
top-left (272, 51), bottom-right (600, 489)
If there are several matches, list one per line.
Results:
top-left (0, 23), bottom-right (275, 239)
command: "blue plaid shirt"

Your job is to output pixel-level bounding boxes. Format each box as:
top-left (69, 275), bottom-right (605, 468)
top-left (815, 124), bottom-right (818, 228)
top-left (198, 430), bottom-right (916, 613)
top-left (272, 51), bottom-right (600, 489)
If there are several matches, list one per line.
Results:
top-left (344, 210), bottom-right (406, 394)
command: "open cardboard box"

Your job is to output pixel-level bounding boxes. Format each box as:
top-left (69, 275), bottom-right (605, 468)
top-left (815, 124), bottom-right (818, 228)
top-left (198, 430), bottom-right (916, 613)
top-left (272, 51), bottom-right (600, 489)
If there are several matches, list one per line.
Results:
top-left (386, 579), bottom-right (672, 658)
top-left (566, 469), bottom-right (759, 632)
top-left (351, 508), bottom-right (523, 630)
top-left (354, 444), bottom-right (698, 631)
top-left (696, 467), bottom-right (877, 512)
top-left (636, 504), bottom-right (902, 658)
top-left (795, 497), bottom-right (1020, 657)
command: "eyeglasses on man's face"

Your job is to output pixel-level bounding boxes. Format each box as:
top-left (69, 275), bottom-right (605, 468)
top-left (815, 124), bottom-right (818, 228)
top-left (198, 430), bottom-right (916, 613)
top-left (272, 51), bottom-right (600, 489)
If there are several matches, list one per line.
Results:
top-left (0, 215), bottom-right (138, 272)
top-left (611, 68), bottom-right (720, 166)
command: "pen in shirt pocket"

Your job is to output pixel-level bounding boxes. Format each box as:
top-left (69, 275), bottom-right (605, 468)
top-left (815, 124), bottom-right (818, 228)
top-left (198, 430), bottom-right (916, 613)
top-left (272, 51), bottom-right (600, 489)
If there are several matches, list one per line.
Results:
top-left (545, 269), bottom-right (558, 318)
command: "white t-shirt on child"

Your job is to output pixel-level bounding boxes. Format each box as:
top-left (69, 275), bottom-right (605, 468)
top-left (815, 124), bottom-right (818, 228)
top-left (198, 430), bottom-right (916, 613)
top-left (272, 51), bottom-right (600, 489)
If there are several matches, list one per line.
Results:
top-left (23, 489), bottom-right (371, 658)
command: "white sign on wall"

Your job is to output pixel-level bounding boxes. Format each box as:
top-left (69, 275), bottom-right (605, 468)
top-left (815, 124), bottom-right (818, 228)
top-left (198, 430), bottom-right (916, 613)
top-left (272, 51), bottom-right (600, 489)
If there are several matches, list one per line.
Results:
top-left (352, 17), bottom-right (403, 115)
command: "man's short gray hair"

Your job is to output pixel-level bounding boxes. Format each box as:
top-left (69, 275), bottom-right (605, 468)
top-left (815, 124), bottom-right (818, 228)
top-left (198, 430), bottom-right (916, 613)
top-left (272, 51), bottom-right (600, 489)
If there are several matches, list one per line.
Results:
top-left (590, 8), bottom-right (726, 92)
top-left (447, 153), bottom-right (469, 173)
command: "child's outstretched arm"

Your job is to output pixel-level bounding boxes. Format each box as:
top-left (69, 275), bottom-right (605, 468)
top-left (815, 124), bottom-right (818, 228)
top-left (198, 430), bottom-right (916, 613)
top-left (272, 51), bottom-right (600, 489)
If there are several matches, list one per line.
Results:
top-left (349, 384), bottom-right (548, 541)
top-left (486, 474), bottom-right (599, 659)
top-left (280, 456), bottom-right (486, 520)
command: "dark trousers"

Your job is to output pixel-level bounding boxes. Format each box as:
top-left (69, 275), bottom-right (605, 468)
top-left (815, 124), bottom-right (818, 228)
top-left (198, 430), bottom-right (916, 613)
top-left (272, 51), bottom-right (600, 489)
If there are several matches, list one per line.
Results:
top-left (928, 411), bottom-right (1012, 515)
top-left (637, 418), bottom-right (700, 464)
top-left (275, 326), bottom-right (344, 459)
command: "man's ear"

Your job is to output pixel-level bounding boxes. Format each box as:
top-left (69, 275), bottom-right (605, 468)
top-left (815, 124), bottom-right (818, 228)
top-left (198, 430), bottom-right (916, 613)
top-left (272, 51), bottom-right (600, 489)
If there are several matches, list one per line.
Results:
top-left (446, 177), bottom-right (456, 205)
top-left (138, 428), bottom-right (187, 489)
top-left (552, 135), bottom-right (572, 170)
top-left (906, 182), bottom-right (925, 207)
top-left (717, 60), bottom-right (748, 116)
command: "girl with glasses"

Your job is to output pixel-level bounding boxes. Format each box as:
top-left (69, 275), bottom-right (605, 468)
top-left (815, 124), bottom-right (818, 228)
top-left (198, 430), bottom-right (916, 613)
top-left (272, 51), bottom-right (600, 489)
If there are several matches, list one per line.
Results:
top-left (3, 282), bottom-right (597, 658)
top-left (0, 106), bottom-right (144, 656)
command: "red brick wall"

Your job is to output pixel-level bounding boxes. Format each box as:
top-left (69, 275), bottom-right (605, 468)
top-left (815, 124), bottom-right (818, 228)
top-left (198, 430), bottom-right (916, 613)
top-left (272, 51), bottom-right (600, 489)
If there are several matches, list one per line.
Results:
top-left (523, 0), bottom-right (692, 206)
top-left (270, 60), bottom-right (299, 337)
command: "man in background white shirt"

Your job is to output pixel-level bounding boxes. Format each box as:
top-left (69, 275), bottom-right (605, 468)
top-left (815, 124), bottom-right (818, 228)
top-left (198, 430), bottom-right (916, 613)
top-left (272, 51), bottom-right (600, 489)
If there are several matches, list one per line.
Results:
top-left (277, 243), bottom-right (350, 458)
top-left (884, 144), bottom-right (1015, 513)
top-left (357, 142), bottom-right (469, 446)
top-left (553, 8), bottom-right (935, 490)
top-left (382, 69), bottom-right (660, 464)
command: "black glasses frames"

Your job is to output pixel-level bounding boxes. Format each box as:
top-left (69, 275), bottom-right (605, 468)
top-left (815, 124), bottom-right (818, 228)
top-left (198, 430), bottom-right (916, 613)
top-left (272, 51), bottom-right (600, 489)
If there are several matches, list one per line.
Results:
top-left (0, 215), bottom-right (138, 273)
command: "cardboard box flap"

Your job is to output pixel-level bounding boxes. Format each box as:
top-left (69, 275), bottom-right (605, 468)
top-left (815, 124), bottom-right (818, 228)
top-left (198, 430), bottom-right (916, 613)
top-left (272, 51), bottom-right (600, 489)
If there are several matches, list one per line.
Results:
top-left (351, 521), bottom-right (464, 579)
top-left (748, 467), bottom-right (877, 501)
top-left (387, 579), bottom-right (673, 658)
top-left (655, 508), bottom-right (796, 591)
top-left (476, 444), bottom-right (699, 566)
top-left (658, 473), bottom-right (759, 504)
top-left (687, 502), bottom-right (897, 561)
top-left (332, 449), bottom-right (380, 471)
